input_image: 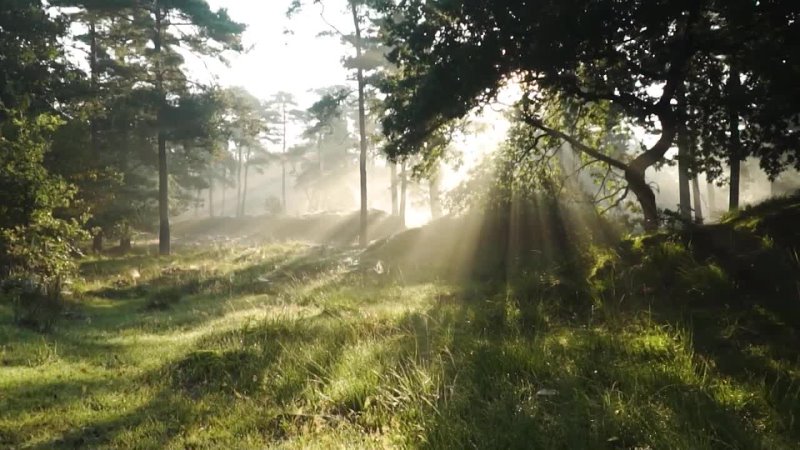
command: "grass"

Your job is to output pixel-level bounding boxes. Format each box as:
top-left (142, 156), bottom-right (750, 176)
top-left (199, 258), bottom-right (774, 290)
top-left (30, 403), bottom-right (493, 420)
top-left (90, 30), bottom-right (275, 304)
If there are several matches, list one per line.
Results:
top-left (1, 237), bottom-right (800, 449)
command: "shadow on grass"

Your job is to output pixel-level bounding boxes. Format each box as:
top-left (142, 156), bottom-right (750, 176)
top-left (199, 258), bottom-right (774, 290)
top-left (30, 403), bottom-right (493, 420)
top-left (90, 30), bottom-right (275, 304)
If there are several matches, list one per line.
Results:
top-left (405, 294), bottom-right (785, 450)
top-left (19, 306), bottom-right (399, 449)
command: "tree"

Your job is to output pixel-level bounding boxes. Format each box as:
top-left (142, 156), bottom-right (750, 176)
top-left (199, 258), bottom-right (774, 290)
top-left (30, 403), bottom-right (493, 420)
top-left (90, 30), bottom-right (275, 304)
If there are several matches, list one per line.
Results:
top-left (53, 0), bottom-right (244, 252)
top-left (267, 92), bottom-right (301, 213)
top-left (218, 88), bottom-right (271, 218)
top-left (97, 0), bottom-right (245, 254)
top-left (379, 0), bottom-right (800, 230)
top-left (293, 87), bottom-right (359, 212)
top-left (290, 0), bottom-right (392, 245)
top-left (0, 2), bottom-right (89, 285)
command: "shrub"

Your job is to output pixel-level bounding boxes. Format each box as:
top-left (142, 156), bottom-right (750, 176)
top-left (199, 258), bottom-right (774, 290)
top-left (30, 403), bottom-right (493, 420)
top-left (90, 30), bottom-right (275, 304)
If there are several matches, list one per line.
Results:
top-left (0, 111), bottom-right (88, 330)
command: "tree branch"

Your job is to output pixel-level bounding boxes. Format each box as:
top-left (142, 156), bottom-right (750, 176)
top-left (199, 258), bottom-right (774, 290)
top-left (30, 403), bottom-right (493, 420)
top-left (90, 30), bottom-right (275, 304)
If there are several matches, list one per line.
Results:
top-left (521, 114), bottom-right (630, 173)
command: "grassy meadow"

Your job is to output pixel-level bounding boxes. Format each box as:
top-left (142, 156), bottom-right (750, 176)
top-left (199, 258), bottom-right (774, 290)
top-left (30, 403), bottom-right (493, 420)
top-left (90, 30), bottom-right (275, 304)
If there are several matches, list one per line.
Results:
top-left (2, 220), bottom-right (800, 450)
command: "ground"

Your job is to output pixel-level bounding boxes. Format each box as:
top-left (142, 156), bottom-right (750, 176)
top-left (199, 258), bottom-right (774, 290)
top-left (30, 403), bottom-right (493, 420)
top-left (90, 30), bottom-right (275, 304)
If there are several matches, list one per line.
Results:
top-left (1, 232), bottom-right (799, 449)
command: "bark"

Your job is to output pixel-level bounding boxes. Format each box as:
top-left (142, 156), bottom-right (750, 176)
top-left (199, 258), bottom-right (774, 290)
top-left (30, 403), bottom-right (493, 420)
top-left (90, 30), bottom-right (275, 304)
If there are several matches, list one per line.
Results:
top-left (120, 237), bottom-right (131, 253)
top-left (89, 20), bottom-right (99, 156)
top-left (677, 88), bottom-right (692, 220)
top-left (728, 66), bottom-right (742, 210)
top-left (691, 176), bottom-right (703, 224)
top-left (351, 2), bottom-right (368, 247)
top-left (624, 168), bottom-right (660, 231)
top-left (154, 4), bottom-right (170, 255)
top-left (530, 117), bottom-right (671, 231)
top-left (706, 178), bottom-right (716, 218)
top-left (689, 132), bottom-right (704, 224)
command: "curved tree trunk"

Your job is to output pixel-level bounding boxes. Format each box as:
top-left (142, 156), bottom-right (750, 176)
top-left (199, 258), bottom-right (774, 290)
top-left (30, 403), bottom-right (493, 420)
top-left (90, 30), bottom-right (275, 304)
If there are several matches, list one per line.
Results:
top-left (624, 169), bottom-right (659, 231)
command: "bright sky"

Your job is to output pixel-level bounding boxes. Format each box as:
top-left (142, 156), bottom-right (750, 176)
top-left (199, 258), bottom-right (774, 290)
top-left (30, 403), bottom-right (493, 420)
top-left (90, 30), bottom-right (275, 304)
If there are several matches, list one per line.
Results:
top-left (203, 0), bottom-right (352, 107)
top-left (196, 0), bottom-right (509, 187)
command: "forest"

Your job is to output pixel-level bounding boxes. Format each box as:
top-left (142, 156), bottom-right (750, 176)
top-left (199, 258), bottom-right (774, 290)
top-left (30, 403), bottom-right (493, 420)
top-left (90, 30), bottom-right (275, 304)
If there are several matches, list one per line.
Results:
top-left (1, 1), bottom-right (799, 449)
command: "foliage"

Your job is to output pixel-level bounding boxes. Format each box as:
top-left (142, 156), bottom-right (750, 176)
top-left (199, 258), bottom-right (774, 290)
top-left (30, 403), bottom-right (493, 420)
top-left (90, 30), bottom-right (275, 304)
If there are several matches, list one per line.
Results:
top-left (377, 0), bottom-right (800, 228)
top-left (0, 111), bottom-right (88, 330)
top-left (0, 112), bottom-right (88, 280)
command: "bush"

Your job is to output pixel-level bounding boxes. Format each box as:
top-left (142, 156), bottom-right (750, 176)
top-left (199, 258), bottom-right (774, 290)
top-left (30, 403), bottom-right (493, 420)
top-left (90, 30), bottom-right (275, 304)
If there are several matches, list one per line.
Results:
top-left (0, 111), bottom-right (88, 329)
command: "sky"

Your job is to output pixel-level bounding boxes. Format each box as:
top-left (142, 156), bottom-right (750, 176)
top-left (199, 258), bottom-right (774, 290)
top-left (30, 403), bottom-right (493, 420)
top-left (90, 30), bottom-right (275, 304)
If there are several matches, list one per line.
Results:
top-left (202, 0), bottom-right (352, 109)
top-left (195, 0), bottom-right (510, 195)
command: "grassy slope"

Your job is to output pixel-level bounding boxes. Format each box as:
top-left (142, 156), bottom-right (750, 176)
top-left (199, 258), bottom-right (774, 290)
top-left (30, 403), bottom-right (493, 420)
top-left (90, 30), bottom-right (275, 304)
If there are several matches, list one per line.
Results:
top-left (1, 198), bottom-right (799, 449)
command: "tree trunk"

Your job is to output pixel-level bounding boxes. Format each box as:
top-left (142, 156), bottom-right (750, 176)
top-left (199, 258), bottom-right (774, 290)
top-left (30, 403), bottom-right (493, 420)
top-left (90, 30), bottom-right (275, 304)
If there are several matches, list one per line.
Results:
top-left (706, 177), bottom-right (716, 219)
top-left (400, 161), bottom-right (408, 228)
top-left (208, 174), bottom-right (214, 218)
top-left (120, 237), bottom-right (131, 253)
top-left (351, 2), bottom-right (368, 247)
top-left (624, 169), bottom-right (659, 231)
top-left (728, 66), bottom-right (742, 211)
top-left (154, 4), bottom-right (170, 255)
top-left (390, 162), bottom-right (398, 216)
top-left (530, 114), bottom-right (675, 232)
top-left (689, 132), bottom-right (704, 224)
top-left (221, 167), bottom-right (227, 217)
top-left (282, 102), bottom-right (287, 213)
top-left (691, 176), bottom-right (703, 224)
top-left (241, 159), bottom-right (250, 217)
top-left (677, 88), bottom-right (692, 221)
top-left (89, 20), bottom-right (99, 156)
top-left (92, 232), bottom-right (103, 254)
top-left (677, 144), bottom-right (692, 220)
top-left (429, 168), bottom-right (442, 220)
top-left (236, 146), bottom-right (243, 218)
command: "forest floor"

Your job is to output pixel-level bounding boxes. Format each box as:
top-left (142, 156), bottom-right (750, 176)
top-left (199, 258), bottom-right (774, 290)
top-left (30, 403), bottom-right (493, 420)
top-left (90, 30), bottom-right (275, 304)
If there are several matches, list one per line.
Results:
top-left (2, 221), bottom-right (800, 449)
